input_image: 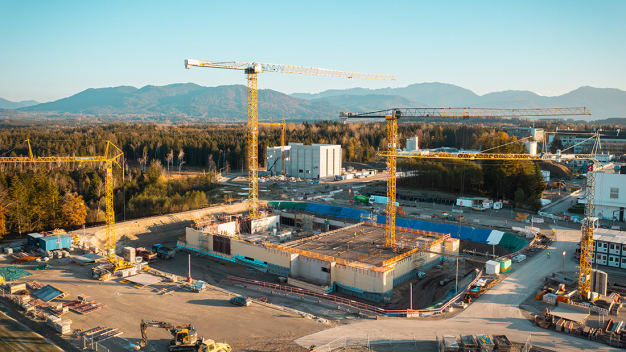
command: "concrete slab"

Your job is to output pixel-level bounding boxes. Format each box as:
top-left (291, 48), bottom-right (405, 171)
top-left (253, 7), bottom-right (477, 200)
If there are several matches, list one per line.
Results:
top-left (551, 305), bottom-right (590, 324)
top-left (125, 273), bottom-right (163, 286)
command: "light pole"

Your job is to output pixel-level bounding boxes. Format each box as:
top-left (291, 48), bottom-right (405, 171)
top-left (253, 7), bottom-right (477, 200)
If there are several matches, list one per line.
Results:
top-left (562, 251), bottom-right (566, 283)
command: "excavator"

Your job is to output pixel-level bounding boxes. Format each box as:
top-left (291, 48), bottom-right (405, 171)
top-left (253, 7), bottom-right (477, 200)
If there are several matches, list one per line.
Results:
top-left (139, 319), bottom-right (232, 352)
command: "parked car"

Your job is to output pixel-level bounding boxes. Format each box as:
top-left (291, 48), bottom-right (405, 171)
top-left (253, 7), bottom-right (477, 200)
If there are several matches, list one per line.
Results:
top-left (471, 205), bottom-right (485, 211)
top-left (230, 296), bottom-right (252, 307)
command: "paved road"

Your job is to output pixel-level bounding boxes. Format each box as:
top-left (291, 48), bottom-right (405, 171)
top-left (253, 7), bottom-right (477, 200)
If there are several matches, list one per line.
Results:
top-left (295, 228), bottom-right (619, 351)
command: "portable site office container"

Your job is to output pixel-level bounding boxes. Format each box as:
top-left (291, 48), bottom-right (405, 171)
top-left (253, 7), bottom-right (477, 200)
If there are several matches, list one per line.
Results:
top-left (38, 235), bottom-right (72, 251)
top-left (27, 233), bottom-right (43, 246)
top-left (621, 257), bottom-right (626, 269)
top-left (609, 255), bottom-right (620, 268)
top-left (609, 237), bottom-right (625, 255)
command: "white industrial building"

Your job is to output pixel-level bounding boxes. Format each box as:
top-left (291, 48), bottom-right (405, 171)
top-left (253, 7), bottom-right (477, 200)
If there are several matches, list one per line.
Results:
top-left (594, 171), bottom-right (626, 221)
top-left (406, 136), bottom-right (419, 151)
top-left (266, 143), bottom-right (341, 179)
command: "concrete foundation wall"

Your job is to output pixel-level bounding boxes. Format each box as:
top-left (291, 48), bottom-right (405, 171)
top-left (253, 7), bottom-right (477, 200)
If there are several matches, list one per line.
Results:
top-left (217, 222), bottom-right (237, 235)
top-left (292, 256), bottom-right (331, 285)
top-left (230, 241), bottom-right (293, 268)
top-left (251, 215), bottom-right (280, 234)
top-left (330, 263), bottom-right (390, 293)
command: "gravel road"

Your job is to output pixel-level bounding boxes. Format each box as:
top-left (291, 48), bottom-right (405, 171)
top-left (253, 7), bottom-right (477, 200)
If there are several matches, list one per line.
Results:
top-left (295, 228), bottom-right (620, 351)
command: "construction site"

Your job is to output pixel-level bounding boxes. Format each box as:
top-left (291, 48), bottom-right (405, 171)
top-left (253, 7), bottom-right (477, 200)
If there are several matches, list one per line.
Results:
top-left (0, 58), bottom-right (623, 352)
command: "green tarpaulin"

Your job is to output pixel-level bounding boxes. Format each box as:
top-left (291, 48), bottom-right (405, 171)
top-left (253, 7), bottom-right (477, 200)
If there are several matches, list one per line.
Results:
top-left (268, 201), bottom-right (308, 210)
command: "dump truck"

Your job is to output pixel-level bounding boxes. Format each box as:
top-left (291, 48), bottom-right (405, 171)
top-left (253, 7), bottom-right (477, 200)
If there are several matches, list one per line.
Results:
top-left (136, 247), bottom-right (157, 262)
top-left (152, 244), bottom-right (176, 259)
top-left (139, 319), bottom-right (231, 352)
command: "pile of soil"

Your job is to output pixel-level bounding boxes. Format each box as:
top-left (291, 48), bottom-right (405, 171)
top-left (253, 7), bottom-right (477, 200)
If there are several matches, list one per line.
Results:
top-left (538, 161), bottom-right (573, 177)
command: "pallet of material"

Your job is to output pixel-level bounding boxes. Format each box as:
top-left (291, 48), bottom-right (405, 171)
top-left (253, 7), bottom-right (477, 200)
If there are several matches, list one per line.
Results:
top-left (77, 326), bottom-right (108, 338)
top-left (555, 318), bottom-right (565, 332)
top-left (26, 281), bottom-right (45, 290)
top-left (64, 300), bottom-right (107, 315)
top-left (93, 330), bottom-right (123, 342)
top-left (88, 328), bottom-right (118, 342)
top-left (492, 335), bottom-right (512, 351)
top-left (29, 299), bottom-right (51, 309)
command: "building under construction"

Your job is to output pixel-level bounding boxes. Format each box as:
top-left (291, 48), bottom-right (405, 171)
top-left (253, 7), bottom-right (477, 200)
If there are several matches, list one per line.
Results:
top-left (178, 214), bottom-right (457, 302)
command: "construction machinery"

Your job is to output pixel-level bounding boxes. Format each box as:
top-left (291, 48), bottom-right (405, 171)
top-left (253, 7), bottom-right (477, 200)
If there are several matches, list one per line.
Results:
top-left (139, 319), bottom-right (231, 352)
top-left (153, 244), bottom-right (176, 259)
top-left (340, 107), bottom-right (591, 248)
top-left (185, 59), bottom-right (394, 220)
top-left (0, 140), bottom-right (131, 279)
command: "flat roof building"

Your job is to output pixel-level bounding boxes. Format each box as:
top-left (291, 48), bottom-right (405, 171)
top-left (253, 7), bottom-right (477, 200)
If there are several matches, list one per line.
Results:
top-left (267, 142), bottom-right (341, 179)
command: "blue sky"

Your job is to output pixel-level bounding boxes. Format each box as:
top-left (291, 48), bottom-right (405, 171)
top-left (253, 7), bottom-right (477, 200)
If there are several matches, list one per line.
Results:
top-left (1, 0), bottom-right (624, 102)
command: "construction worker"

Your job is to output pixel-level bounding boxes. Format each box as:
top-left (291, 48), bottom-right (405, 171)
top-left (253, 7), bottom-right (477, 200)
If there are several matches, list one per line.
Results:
top-left (547, 251), bottom-right (551, 259)
top-left (354, 232), bottom-right (357, 237)
top-left (505, 220), bottom-right (507, 226)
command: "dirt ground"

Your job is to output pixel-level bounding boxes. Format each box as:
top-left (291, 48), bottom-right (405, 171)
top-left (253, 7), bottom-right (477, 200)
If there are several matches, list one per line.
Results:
top-left (0, 311), bottom-right (63, 352)
top-left (0, 254), bottom-right (338, 352)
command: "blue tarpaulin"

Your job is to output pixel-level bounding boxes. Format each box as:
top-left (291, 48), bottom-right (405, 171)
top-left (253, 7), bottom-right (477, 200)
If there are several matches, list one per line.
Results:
top-left (304, 203), bottom-right (508, 245)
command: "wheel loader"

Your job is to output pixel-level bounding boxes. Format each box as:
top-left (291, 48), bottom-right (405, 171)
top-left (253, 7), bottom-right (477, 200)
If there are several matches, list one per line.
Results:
top-left (139, 319), bottom-right (232, 352)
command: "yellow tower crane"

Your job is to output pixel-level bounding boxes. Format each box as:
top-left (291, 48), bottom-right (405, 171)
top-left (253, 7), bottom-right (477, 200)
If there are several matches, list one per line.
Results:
top-left (340, 107), bottom-right (591, 247)
top-left (0, 140), bottom-right (127, 271)
top-left (391, 139), bottom-right (601, 297)
top-left (185, 59), bottom-right (394, 219)
top-left (259, 118), bottom-right (286, 175)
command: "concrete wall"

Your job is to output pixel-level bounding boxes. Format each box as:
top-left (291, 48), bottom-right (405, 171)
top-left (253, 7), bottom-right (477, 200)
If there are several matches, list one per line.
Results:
top-left (218, 222), bottom-right (237, 235)
top-left (291, 256), bottom-right (331, 285)
top-left (231, 240), bottom-right (293, 268)
top-left (251, 215), bottom-right (280, 234)
top-left (330, 263), bottom-right (391, 294)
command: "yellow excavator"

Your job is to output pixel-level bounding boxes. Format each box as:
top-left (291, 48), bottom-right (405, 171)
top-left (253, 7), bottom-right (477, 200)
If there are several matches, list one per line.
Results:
top-left (139, 319), bottom-right (232, 352)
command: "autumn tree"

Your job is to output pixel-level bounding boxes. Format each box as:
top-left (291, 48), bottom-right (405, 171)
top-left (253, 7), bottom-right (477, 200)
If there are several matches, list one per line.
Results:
top-left (62, 192), bottom-right (87, 228)
top-left (8, 176), bottom-right (30, 236)
top-left (147, 159), bottom-right (163, 184)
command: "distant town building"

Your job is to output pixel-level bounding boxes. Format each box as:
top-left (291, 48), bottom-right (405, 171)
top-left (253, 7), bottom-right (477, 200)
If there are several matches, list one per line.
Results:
top-left (556, 129), bottom-right (626, 155)
top-left (266, 143), bottom-right (341, 179)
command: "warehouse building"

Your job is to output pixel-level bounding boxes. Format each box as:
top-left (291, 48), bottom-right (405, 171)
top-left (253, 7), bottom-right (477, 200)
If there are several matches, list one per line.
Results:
top-left (266, 142), bottom-right (341, 179)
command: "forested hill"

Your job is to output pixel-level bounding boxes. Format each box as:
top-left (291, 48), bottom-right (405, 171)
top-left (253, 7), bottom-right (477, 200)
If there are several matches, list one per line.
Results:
top-left (18, 84), bottom-right (341, 120)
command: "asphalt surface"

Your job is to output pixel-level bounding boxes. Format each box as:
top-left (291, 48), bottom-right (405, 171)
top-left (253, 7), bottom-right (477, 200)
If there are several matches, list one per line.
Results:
top-left (294, 228), bottom-right (620, 351)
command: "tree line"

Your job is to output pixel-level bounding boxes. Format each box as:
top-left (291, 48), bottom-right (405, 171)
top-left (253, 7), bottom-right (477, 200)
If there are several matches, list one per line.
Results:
top-left (398, 131), bottom-right (545, 210)
top-left (0, 121), bottom-right (546, 237)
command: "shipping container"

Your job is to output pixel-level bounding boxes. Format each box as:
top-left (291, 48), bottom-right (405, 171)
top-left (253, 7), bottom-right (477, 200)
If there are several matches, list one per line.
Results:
top-left (37, 235), bottom-right (72, 251)
top-left (27, 233), bottom-right (43, 246)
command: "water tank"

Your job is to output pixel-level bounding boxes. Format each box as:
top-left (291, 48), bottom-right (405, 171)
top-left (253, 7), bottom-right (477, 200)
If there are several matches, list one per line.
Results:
top-left (528, 141), bottom-right (537, 156)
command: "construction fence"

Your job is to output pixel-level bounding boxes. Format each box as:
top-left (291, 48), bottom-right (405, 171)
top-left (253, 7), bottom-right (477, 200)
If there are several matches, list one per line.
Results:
top-left (226, 270), bottom-right (484, 318)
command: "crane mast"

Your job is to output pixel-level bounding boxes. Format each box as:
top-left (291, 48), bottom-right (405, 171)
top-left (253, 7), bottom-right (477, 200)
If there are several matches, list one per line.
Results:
top-left (341, 107), bottom-right (591, 248)
top-left (0, 140), bottom-right (125, 268)
top-left (186, 59), bottom-right (394, 220)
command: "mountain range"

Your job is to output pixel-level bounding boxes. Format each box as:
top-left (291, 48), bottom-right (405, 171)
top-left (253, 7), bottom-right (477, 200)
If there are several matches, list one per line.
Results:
top-left (0, 98), bottom-right (39, 109)
top-left (294, 83), bottom-right (626, 121)
top-left (4, 82), bottom-right (625, 121)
